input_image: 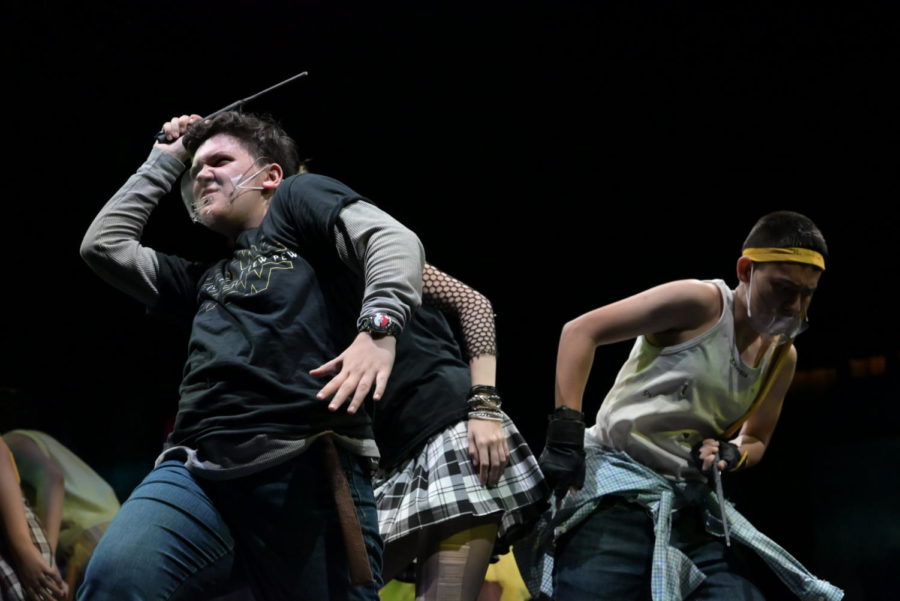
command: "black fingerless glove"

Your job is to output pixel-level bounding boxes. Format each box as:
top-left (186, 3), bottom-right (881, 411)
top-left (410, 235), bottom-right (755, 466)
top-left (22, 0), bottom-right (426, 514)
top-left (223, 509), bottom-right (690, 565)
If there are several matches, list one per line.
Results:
top-left (538, 407), bottom-right (586, 497)
top-left (690, 439), bottom-right (744, 473)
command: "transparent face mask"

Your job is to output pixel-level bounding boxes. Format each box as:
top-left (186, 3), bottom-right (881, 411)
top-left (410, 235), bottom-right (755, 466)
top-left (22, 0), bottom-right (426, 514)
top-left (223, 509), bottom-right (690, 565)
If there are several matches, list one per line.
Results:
top-left (180, 157), bottom-right (271, 223)
top-left (746, 264), bottom-right (812, 340)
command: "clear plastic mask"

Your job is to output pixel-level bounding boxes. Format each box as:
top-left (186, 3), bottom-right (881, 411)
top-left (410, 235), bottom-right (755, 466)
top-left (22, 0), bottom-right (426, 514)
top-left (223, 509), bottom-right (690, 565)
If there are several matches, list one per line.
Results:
top-left (180, 157), bottom-right (271, 223)
top-left (746, 264), bottom-right (811, 340)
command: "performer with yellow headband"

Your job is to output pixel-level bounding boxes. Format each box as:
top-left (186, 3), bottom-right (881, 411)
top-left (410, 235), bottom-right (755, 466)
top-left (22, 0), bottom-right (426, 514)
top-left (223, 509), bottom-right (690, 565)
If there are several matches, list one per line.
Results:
top-left (523, 211), bottom-right (842, 600)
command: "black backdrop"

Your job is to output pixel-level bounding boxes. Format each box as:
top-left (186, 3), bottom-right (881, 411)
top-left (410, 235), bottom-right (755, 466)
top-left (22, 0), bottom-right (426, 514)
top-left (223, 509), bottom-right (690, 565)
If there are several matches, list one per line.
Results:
top-left (4, 2), bottom-right (898, 599)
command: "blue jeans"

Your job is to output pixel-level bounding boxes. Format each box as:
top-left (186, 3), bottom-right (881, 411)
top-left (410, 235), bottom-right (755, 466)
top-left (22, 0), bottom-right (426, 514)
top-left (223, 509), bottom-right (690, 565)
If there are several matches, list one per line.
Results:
top-left (77, 444), bottom-right (383, 601)
top-left (553, 497), bottom-right (765, 601)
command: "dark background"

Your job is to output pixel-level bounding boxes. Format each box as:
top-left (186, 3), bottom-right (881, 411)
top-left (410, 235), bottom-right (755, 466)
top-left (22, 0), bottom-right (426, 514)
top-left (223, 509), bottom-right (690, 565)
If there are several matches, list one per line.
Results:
top-left (3, 1), bottom-right (897, 599)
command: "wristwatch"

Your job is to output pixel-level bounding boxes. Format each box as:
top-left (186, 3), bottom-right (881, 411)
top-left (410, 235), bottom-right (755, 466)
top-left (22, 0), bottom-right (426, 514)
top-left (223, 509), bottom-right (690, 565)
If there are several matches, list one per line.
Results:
top-left (356, 313), bottom-right (400, 338)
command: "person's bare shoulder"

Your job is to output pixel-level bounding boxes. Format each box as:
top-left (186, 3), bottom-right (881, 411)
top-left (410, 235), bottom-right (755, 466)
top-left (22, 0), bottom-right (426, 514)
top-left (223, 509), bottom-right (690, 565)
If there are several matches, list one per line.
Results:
top-left (644, 279), bottom-right (723, 346)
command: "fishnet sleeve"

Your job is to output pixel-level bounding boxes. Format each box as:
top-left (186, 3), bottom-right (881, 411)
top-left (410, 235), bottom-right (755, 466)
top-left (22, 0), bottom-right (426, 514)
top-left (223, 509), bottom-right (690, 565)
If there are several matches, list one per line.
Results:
top-left (422, 264), bottom-right (497, 361)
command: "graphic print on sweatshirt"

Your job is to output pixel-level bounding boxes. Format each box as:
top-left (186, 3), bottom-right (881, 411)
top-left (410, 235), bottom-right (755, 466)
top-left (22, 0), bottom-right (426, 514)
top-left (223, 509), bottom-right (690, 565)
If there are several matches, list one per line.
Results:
top-left (199, 241), bottom-right (298, 311)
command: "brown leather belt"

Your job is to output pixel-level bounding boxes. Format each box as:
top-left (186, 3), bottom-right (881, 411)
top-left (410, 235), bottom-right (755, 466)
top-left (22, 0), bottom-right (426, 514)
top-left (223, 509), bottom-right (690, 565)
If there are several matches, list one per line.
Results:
top-left (318, 434), bottom-right (375, 586)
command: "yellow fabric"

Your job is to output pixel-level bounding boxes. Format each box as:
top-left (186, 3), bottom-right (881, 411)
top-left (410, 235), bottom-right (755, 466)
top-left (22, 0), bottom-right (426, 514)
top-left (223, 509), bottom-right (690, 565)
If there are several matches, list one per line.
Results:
top-left (64, 523), bottom-right (108, 595)
top-left (438, 523), bottom-right (496, 551)
top-left (379, 580), bottom-right (415, 601)
top-left (742, 247), bottom-right (825, 270)
top-left (378, 552), bottom-right (531, 601)
top-left (6, 430), bottom-right (120, 554)
top-left (722, 341), bottom-right (793, 440)
top-left (483, 551), bottom-right (531, 601)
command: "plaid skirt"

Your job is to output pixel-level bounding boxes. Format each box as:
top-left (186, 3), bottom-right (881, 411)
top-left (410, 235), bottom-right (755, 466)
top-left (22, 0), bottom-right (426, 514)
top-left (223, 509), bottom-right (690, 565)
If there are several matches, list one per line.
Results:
top-left (1, 498), bottom-right (56, 601)
top-left (374, 414), bottom-right (548, 547)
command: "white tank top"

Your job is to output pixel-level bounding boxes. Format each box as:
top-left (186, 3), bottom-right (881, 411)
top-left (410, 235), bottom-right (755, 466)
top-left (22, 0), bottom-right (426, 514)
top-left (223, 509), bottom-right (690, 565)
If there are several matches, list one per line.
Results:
top-left (585, 279), bottom-right (774, 481)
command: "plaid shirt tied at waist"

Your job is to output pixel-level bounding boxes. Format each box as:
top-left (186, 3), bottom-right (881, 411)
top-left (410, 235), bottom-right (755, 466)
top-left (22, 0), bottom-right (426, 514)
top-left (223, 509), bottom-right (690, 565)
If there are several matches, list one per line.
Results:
top-left (516, 443), bottom-right (843, 601)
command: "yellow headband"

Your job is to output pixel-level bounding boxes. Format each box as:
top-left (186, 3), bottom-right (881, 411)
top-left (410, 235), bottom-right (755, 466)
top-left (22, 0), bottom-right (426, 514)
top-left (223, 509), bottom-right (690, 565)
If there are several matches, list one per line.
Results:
top-left (742, 247), bottom-right (826, 271)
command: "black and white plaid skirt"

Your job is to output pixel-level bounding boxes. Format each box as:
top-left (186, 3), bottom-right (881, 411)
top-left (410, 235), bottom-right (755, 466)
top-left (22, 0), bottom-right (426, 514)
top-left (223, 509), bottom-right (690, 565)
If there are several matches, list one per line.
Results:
top-left (374, 414), bottom-right (548, 547)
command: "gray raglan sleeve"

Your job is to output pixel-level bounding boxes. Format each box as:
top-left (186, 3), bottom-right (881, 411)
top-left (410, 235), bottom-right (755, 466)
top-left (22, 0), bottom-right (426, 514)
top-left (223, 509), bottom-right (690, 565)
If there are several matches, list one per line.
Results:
top-left (333, 201), bottom-right (424, 329)
top-left (79, 147), bottom-right (186, 306)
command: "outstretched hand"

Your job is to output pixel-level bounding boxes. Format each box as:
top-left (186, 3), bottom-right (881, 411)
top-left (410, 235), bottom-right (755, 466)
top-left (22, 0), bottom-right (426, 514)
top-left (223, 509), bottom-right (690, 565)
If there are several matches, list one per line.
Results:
top-left (311, 332), bottom-right (396, 414)
top-left (468, 418), bottom-right (509, 487)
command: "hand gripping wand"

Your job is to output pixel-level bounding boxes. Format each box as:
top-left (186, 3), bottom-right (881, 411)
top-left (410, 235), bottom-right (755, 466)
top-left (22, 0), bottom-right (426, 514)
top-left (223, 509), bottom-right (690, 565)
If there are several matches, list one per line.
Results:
top-left (712, 453), bottom-right (731, 546)
top-left (154, 71), bottom-right (309, 142)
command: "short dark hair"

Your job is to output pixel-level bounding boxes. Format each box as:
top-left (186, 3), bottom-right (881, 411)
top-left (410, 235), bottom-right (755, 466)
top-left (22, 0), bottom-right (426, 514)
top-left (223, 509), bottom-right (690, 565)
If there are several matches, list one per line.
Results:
top-left (183, 111), bottom-right (300, 175)
top-left (742, 211), bottom-right (828, 260)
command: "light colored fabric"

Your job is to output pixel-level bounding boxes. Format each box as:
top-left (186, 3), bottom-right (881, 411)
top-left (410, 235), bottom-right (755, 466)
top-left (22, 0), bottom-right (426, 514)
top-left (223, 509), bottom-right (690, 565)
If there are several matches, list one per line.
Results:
top-left (587, 279), bottom-right (775, 481)
top-left (5, 431), bottom-right (119, 555)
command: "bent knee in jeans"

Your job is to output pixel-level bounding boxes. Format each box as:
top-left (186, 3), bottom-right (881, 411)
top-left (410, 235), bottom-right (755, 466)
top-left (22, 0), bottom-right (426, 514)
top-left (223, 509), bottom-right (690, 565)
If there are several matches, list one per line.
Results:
top-left (77, 461), bottom-right (236, 601)
top-left (553, 497), bottom-right (654, 601)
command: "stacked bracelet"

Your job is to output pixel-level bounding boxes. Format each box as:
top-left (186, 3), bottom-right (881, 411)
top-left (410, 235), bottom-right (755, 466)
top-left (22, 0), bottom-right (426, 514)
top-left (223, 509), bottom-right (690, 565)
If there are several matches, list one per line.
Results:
top-left (470, 385), bottom-right (498, 395)
top-left (468, 410), bottom-right (504, 422)
top-left (467, 394), bottom-right (501, 410)
top-left (467, 385), bottom-right (503, 421)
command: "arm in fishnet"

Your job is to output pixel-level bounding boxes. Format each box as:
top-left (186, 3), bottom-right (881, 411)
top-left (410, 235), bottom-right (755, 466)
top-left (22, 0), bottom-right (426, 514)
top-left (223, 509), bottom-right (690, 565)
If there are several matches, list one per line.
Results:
top-left (422, 264), bottom-right (507, 485)
top-left (422, 264), bottom-right (497, 362)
